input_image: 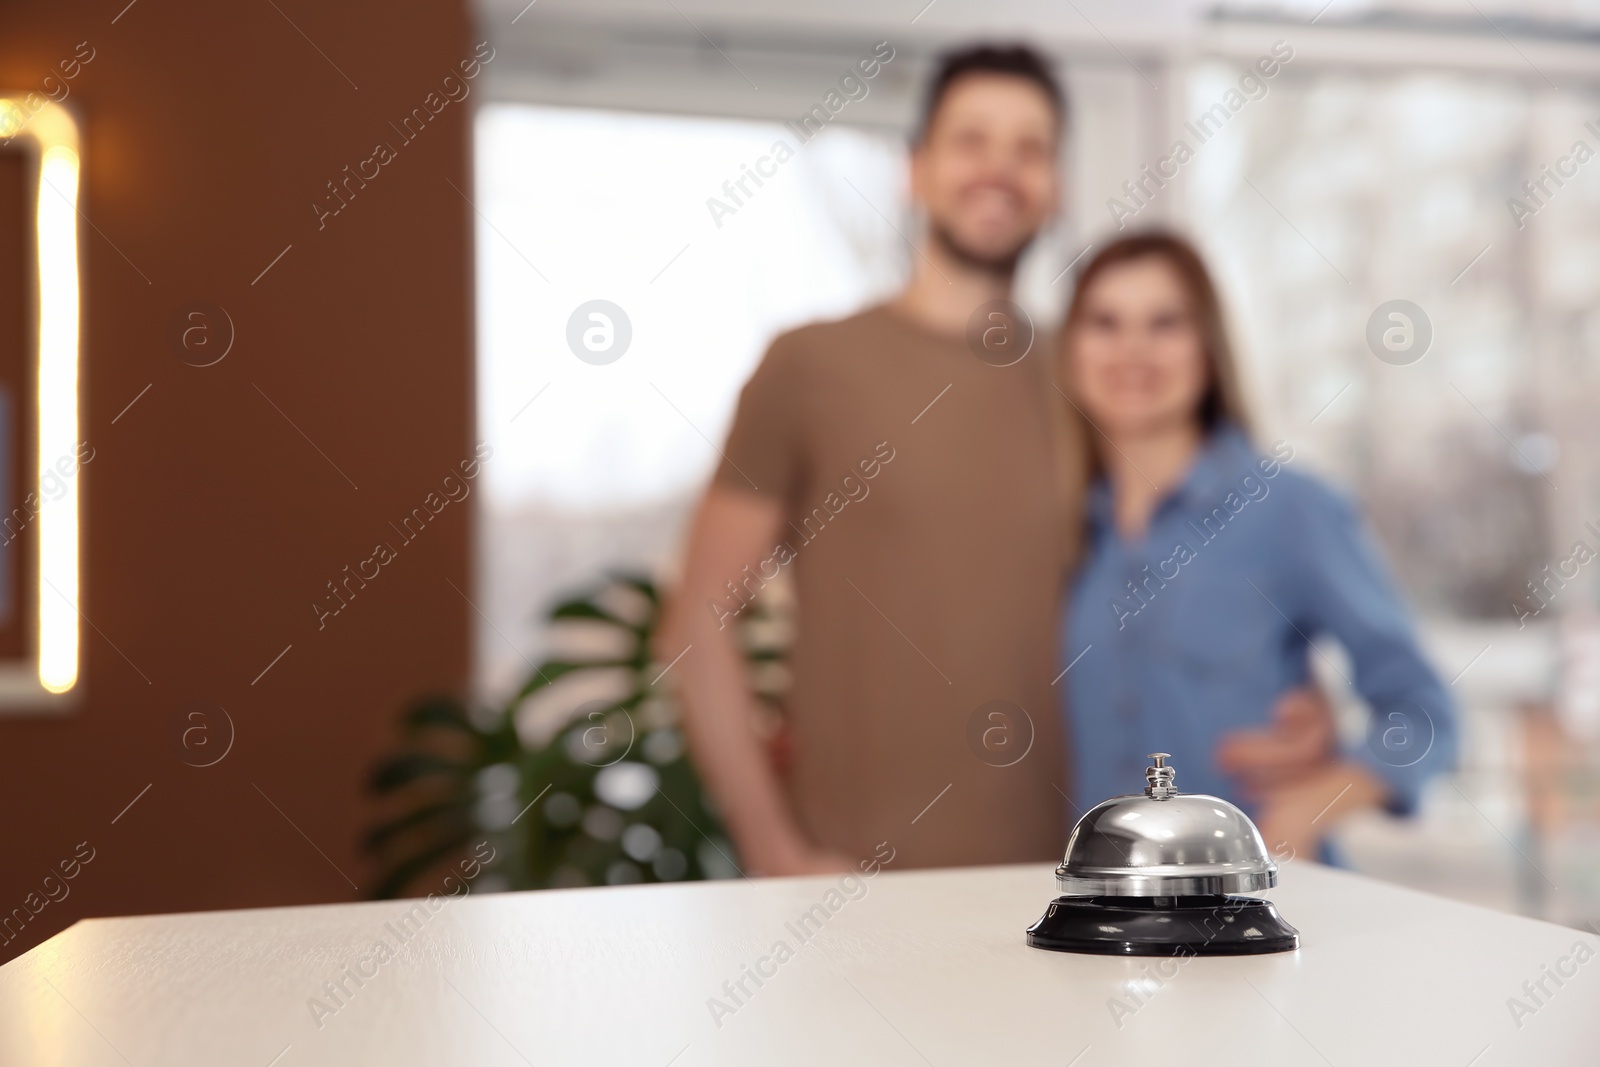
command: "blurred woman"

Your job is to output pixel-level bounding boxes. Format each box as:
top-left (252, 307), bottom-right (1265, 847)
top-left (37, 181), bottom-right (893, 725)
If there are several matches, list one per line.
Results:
top-left (1056, 232), bottom-right (1456, 855)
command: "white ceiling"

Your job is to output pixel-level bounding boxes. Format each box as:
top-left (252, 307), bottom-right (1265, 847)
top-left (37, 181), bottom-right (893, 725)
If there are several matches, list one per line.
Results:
top-left (474, 0), bottom-right (1600, 45)
top-left (470, 0), bottom-right (1600, 126)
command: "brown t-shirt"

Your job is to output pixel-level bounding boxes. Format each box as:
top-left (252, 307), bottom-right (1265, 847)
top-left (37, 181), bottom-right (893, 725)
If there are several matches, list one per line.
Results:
top-left (715, 303), bottom-right (1078, 869)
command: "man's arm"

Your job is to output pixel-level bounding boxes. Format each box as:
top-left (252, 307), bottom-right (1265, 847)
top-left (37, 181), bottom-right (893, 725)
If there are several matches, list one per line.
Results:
top-left (660, 485), bottom-right (849, 876)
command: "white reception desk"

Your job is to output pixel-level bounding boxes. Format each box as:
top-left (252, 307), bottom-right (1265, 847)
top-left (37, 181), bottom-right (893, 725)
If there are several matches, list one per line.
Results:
top-left (1, 861), bottom-right (1594, 1065)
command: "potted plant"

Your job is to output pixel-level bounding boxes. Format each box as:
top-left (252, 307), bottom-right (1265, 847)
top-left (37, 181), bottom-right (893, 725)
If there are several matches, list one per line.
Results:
top-left (365, 573), bottom-right (787, 897)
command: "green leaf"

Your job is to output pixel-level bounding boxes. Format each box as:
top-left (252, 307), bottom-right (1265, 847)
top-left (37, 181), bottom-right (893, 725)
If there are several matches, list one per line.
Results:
top-left (510, 659), bottom-right (634, 703)
top-left (369, 753), bottom-right (472, 793)
top-left (549, 601), bottom-right (629, 624)
top-left (363, 799), bottom-right (472, 853)
top-left (403, 697), bottom-right (479, 736)
top-left (612, 574), bottom-right (660, 604)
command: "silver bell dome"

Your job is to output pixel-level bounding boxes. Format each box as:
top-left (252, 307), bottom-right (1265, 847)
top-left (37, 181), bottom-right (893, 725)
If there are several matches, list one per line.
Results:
top-left (1055, 753), bottom-right (1278, 897)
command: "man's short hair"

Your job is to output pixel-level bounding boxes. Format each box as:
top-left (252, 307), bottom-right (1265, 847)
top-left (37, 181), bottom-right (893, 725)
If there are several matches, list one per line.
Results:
top-left (915, 43), bottom-right (1066, 144)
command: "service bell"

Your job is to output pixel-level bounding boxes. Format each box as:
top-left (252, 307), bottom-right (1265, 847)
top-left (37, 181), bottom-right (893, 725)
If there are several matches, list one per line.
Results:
top-left (1026, 753), bottom-right (1300, 955)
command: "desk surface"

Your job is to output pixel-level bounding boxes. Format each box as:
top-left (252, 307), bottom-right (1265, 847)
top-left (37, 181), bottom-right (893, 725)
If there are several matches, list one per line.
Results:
top-left (1, 861), bottom-right (1594, 1065)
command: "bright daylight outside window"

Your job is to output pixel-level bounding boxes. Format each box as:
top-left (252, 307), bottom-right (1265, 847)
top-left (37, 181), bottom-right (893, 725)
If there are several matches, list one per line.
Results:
top-left (1186, 60), bottom-right (1600, 920)
top-left (473, 104), bottom-right (905, 699)
top-left (1189, 65), bottom-right (1600, 619)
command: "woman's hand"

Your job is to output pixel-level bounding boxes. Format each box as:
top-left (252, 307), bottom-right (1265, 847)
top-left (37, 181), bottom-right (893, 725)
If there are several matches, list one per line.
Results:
top-left (1254, 760), bottom-right (1387, 861)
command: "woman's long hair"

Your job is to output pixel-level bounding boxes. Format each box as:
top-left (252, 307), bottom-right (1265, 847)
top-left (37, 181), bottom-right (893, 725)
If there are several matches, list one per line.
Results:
top-left (1056, 232), bottom-right (1254, 492)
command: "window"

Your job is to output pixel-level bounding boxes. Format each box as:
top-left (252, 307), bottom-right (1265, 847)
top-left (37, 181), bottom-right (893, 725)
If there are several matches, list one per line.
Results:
top-left (1186, 63), bottom-right (1600, 619)
top-left (472, 104), bottom-right (905, 696)
top-left (1181, 53), bottom-right (1600, 922)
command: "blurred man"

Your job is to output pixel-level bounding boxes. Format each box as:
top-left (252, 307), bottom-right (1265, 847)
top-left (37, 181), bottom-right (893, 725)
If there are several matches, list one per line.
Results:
top-left (664, 45), bottom-right (1340, 875)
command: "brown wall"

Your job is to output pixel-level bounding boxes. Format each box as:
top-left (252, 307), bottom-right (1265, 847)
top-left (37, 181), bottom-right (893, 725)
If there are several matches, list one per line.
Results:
top-left (0, 0), bottom-right (474, 963)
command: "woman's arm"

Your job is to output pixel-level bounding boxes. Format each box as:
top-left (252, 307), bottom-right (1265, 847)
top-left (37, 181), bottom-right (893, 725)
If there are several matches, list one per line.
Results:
top-left (1287, 478), bottom-right (1460, 815)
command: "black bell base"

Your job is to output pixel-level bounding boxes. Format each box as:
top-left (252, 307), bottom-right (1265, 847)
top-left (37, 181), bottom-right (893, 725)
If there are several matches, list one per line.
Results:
top-left (1026, 894), bottom-right (1299, 956)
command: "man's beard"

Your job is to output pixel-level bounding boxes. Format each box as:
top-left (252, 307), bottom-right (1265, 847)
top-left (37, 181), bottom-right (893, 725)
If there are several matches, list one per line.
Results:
top-left (928, 220), bottom-right (1031, 277)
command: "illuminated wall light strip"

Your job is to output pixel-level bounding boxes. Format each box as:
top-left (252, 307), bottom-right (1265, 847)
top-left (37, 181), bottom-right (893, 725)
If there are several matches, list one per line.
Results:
top-left (36, 144), bottom-right (80, 693)
top-left (1, 99), bottom-right (81, 697)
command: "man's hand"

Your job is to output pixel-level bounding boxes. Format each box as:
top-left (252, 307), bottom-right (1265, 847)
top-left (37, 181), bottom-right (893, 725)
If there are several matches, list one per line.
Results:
top-left (1253, 760), bottom-right (1386, 862)
top-left (1215, 686), bottom-right (1391, 859)
top-left (1215, 686), bottom-right (1337, 799)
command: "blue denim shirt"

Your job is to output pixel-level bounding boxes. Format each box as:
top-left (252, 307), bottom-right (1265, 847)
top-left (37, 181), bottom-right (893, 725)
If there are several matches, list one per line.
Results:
top-left (1061, 426), bottom-right (1457, 819)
